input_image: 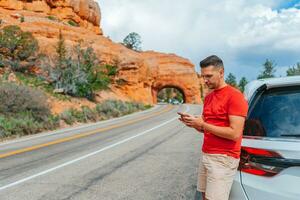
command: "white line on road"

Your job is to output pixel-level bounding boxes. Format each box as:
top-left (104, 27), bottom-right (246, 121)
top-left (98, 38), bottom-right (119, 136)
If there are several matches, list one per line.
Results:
top-left (0, 106), bottom-right (189, 192)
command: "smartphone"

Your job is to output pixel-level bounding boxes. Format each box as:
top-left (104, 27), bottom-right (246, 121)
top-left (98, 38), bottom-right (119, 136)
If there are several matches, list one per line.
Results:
top-left (177, 112), bottom-right (190, 117)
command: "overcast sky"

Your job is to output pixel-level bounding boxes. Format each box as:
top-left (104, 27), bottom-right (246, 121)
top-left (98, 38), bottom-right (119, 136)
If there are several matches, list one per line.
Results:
top-left (99, 0), bottom-right (300, 81)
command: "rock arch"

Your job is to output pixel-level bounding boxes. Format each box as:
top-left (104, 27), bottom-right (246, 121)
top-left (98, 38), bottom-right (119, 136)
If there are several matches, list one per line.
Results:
top-left (151, 75), bottom-right (201, 104)
top-left (152, 84), bottom-right (186, 104)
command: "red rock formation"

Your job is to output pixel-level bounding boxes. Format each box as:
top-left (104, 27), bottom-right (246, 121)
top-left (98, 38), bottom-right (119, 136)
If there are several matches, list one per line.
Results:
top-left (142, 51), bottom-right (201, 104)
top-left (0, 0), bottom-right (203, 105)
top-left (0, 0), bottom-right (102, 34)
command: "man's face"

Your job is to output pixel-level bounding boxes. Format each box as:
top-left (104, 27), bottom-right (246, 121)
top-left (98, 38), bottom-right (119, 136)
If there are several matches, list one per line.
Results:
top-left (201, 65), bottom-right (224, 89)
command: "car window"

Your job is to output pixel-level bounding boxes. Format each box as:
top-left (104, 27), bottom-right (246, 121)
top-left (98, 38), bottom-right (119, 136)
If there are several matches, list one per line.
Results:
top-left (244, 86), bottom-right (300, 138)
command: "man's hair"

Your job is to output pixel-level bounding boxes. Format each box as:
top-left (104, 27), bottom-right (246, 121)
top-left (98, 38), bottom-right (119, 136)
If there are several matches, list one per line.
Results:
top-left (200, 55), bottom-right (224, 69)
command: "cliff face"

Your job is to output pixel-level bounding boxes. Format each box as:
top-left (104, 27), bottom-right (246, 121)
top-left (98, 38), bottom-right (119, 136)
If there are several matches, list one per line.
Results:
top-left (0, 0), bottom-right (102, 34)
top-left (0, 0), bottom-right (202, 105)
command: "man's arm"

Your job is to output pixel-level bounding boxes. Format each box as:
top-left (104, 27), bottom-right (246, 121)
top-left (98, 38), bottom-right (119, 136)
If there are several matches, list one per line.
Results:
top-left (202, 115), bottom-right (245, 141)
top-left (182, 115), bottom-right (245, 141)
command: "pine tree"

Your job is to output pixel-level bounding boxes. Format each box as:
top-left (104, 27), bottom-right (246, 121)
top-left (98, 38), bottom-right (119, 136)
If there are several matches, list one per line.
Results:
top-left (123, 32), bottom-right (142, 51)
top-left (225, 73), bottom-right (237, 87)
top-left (56, 29), bottom-right (67, 69)
top-left (257, 59), bottom-right (276, 79)
top-left (286, 63), bottom-right (300, 76)
top-left (238, 77), bottom-right (248, 92)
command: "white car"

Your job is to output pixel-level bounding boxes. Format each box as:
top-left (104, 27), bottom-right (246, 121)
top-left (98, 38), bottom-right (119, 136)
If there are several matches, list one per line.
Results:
top-left (230, 76), bottom-right (300, 200)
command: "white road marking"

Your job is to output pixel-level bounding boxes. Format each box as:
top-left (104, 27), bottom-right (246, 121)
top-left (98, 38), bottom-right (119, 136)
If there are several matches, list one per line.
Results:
top-left (0, 106), bottom-right (189, 191)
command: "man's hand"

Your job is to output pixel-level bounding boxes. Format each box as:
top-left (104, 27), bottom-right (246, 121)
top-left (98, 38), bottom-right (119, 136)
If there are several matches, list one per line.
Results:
top-left (179, 114), bottom-right (204, 132)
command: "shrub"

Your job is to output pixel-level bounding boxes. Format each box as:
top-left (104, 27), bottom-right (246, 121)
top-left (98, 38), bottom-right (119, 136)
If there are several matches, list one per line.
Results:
top-left (15, 72), bottom-right (70, 101)
top-left (73, 45), bottom-right (111, 94)
top-left (68, 20), bottom-right (79, 27)
top-left (51, 57), bottom-right (91, 98)
top-left (43, 115), bottom-right (60, 130)
top-left (104, 64), bottom-right (117, 76)
top-left (47, 16), bottom-right (57, 21)
top-left (95, 100), bottom-right (150, 119)
top-left (96, 100), bottom-right (120, 118)
top-left (0, 95), bottom-right (151, 138)
top-left (0, 25), bottom-right (39, 72)
top-left (144, 104), bottom-right (152, 109)
top-left (0, 110), bottom-right (59, 139)
top-left (131, 102), bottom-right (147, 110)
top-left (0, 112), bottom-right (43, 138)
top-left (0, 82), bottom-right (50, 121)
top-left (48, 33), bottom-right (110, 100)
top-left (81, 106), bottom-right (98, 122)
top-left (60, 106), bottom-right (98, 124)
top-left (60, 109), bottom-right (77, 125)
top-left (90, 70), bottom-right (110, 91)
top-left (0, 82), bottom-right (59, 137)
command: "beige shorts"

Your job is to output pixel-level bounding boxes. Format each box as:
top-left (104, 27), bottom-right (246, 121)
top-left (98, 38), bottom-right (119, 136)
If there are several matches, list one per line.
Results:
top-left (197, 153), bottom-right (240, 200)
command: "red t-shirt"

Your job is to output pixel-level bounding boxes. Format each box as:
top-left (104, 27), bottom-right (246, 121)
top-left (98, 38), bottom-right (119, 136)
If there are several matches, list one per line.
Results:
top-left (202, 85), bottom-right (248, 159)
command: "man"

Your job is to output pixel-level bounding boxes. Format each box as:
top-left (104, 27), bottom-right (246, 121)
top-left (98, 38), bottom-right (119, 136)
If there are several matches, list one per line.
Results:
top-left (179, 55), bottom-right (248, 200)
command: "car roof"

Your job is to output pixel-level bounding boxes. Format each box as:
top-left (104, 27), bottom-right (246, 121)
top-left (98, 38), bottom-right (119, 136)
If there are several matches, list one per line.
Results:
top-left (244, 75), bottom-right (300, 100)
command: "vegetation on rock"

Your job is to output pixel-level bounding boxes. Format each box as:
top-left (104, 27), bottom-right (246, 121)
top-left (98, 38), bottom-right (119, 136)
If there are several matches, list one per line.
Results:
top-left (0, 25), bottom-right (39, 72)
top-left (122, 32), bottom-right (142, 51)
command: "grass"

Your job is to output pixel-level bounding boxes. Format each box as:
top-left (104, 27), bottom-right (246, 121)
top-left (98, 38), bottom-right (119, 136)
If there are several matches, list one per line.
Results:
top-left (0, 112), bottom-right (59, 139)
top-left (0, 98), bottom-right (152, 139)
top-left (15, 72), bottom-right (71, 101)
top-left (60, 100), bottom-right (152, 125)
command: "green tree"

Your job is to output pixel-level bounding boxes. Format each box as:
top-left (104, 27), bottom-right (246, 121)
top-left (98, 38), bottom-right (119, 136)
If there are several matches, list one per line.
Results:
top-left (238, 77), bottom-right (248, 92)
top-left (0, 25), bottom-right (39, 72)
top-left (225, 73), bottom-right (237, 87)
top-left (257, 59), bottom-right (276, 79)
top-left (49, 34), bottom-right (111, 100)
top-left (157, 87), bottom-right (183, 103)
top-left (286, 63), bottom-right (300, 76)
top-left (56, 30), bottom-right (67, 69)
top-left (158, 88), bottom-right (172, 102)
top-left (123, 32), bottom-right (142, 51)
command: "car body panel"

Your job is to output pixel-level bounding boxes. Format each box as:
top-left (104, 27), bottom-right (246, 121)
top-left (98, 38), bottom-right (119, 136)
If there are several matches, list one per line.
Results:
top-left (241, 138), bottom-right (300, 200)
top-left (244, 76), bottom-right (300, 101)
top-left (230, 76), bottom-right (300, 200)
top-left (241, 167), bottom-right (300, 200)
top-left (229, 173), bottom-right (249, 200)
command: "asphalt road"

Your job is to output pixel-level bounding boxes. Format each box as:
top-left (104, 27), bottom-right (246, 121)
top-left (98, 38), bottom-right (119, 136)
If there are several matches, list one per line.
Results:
top-left (0, 104), bottom-right (203, 200)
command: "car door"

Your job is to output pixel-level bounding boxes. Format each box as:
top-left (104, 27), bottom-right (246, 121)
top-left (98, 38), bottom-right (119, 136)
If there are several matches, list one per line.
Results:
top-left (239, 85), bottom-right (300, 200)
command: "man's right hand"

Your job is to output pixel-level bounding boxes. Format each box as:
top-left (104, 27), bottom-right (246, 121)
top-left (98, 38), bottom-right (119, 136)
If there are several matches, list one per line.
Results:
top-left (178, 112), bottom-right (193, 124)
top-left (177, 112), bottom-right (191, 117)
top-left (179, 114), bottom-right (205, 132)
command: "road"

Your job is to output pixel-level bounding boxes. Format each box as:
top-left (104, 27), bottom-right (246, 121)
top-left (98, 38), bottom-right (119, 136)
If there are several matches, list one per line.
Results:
top-left (0, 104), bottom-right (203, 200)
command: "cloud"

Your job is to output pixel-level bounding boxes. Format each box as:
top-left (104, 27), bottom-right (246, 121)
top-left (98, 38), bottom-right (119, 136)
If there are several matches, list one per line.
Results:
top-left (98, 0), bottom-right (300, 80)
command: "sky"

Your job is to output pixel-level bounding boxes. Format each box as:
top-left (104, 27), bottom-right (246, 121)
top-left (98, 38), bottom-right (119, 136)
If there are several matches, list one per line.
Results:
top-left (98, 0), bottom-right (300, 81)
